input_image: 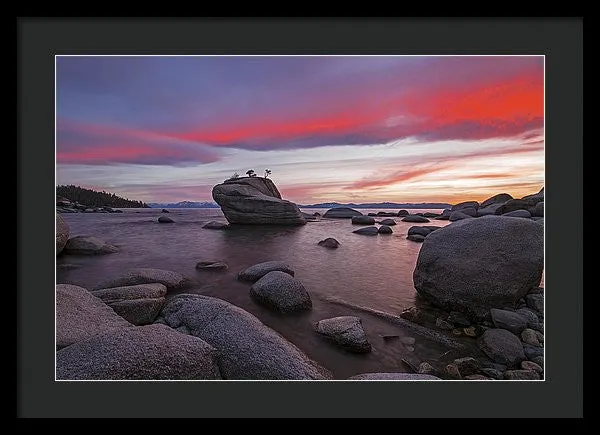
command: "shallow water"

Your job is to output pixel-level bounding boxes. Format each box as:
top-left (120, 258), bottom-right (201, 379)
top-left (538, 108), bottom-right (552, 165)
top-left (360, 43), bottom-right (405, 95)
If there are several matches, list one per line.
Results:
top-left (57, 208), bottom-right (476, 379)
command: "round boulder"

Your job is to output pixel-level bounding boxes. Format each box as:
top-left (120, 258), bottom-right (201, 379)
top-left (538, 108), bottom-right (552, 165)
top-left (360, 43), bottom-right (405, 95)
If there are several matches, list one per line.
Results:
top-left (352, 215), bottom-right (376, 225)
top-left (158, 216), bottom-right (174, 223)
top-left (478, 328), bottom-right (525, 368)
top-left (378, 225), bottom-right (393, 234)
top-left (318, 238), bottom-right (340, 249)
top-left (379, 218), bottom-right (397, 226)
top-left (238, 261), bottom-right (294, 282)
top-left (413, 215), bottom-right (544, 319)
top-left (250, 271), bottom-right (312, 313)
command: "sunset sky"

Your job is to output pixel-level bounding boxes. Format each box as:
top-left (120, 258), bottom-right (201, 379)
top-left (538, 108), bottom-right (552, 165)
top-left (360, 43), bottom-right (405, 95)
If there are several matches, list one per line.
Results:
top-left (56, 56), bottom-right (544, 205)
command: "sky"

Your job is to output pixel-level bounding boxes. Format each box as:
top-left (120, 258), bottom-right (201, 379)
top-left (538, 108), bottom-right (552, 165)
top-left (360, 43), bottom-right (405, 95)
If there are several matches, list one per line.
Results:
top-left (56, 56), bottom-right (544, 205)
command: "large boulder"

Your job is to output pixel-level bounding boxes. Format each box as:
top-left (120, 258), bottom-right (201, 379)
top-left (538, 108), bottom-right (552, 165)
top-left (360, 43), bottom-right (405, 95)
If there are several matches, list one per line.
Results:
top-left (157, 294), bottom-right (332, 379)
top-left (92, 283), bottom-right (167, 325)
top-left (94, 268), bottom-right (190, 292)
top-left (352, 216), bottom-right (376, 225)
top-left (203, 221), bottom-right (229, 230)
top-left (480, 193), bottom-right (513, 209)
top-left (477, 203), bottom-right (505, 216)
top-left (212, 177), bottom-right (305, 225)
top-left (56, 324), bottom-right (221, 380)
top-left (56, 284), bottom-right (133, 349)
top-left (348, 373), bottom-right (441, 380)
top-left (323, 207), bottom-right (363, 218)
top-left (533, 202), bottom-right (544, 217)
top-left (413, 216), bottom-right (544, 319)
top-left (502, 210), bottom-right (531, 218)
top-left (380, 218), bottom-right (397, 226)
top-left (314, 316), bottom-right (371, 353)
top-left (63, 236), bottom-right (118, 255)
top-left (250, 271), bottom-right (312, 313)
top-left (56, 213), bottom-right (69, 255)
top-left (238, 261), bottom-right (294, 282)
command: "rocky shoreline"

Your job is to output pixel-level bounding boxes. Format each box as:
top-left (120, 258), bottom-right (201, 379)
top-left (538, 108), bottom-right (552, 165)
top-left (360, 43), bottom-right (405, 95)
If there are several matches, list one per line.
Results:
top-left (55, 181), bottom-right (545, 380)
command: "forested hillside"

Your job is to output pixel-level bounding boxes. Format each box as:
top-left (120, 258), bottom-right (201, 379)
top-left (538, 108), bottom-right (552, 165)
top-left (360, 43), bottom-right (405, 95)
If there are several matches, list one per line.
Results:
top-left (56, 185), bottom-right (149, 208)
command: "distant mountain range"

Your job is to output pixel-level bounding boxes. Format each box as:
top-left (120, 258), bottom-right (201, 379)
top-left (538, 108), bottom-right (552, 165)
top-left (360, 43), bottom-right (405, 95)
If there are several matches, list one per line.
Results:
top-left (148, 200), bottom-right (451, 209)
top-left (299, 202), bottom-right (452, 209)
top-left (148, 201), bottom-right (220, 208)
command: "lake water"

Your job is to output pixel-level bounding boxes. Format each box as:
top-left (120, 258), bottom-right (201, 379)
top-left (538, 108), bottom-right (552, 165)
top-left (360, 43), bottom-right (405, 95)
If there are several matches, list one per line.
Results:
top-left (56, 207), bottom-right (475, 379)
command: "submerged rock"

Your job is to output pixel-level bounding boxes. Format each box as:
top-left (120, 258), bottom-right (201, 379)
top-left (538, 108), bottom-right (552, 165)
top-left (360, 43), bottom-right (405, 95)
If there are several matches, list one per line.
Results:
top-left (157, 216), bottom-right (174, 223)
top-left (195, 261), bottom-right (228, 271)
top-left (379, 218), bottom-right (397, 226)
top-left (413, 216), bottom-right (544, 319)
top-left (407, 234), bottom-right (426, 243)
top-left (401, 215), bottom-right (430, 223)
top-left (63, 236), bottom-right (118, 255)
top-left (212, 176), bottom-right (306, 225)
top-left (318, 238), bottom-right (340, 249)
top-left (314, 316), bottom-right (371, 353)
top-left (56, 324), bottom-right (221, 380)
top-left (203, 221), bottom-right (229, 230)
top-left (238, 261), bottom-right (294, 282)
top-left (159, 294), bottom-right (331, 380)
top-left (353, 226), bottom-right (379, 236)
top-left (323, 207), bottom-right (363, 218)
top-left (250, 271), bottom-right (312, 313)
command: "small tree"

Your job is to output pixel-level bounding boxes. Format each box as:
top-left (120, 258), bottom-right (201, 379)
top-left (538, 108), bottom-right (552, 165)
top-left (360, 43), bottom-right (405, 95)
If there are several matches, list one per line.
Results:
top-left (229, 172), bottom-right (239, 180)
top-left (246, 169), bottom-right (256, 177)
top-left (264, 169), bottom-right (272, 178)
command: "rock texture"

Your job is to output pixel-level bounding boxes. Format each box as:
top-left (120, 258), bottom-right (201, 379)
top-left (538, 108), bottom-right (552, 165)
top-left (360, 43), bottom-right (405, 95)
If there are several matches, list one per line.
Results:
top-left (478, 328), bottom-right (525, 368)
top-left (94, 268), bottom-right (190, 292)
top-left (158, 294), bottom-right (331, 379)
top-left (323, 207), bottom-right (363, 218)
top-left (56, 284), bottom-right (133, 349)
top-left (56, 324), bottom-right (221, 380)
top-left (92, 283), bottom-right (167, 325)
top-left (56, 213), bottom-right (69, 256)
top-left (413, 216), bottom-right (544, 318)
top-left (348, 373), bottom-right (441, 380)
top-left (250, 271), bottom-right (312, 313)
top-left (63, 236), bottom-right (118, 255)
top-left (212, 177), bottom-right (306, 225)
top-left (238, 261), bottom-right (294, 282)
top-left (314, 316), bottom-right (371, 353)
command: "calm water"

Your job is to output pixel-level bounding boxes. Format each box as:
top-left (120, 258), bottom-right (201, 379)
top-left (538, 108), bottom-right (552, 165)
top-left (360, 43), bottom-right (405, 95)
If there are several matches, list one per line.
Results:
top-left (57, 207), bottom-right (468, 379)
